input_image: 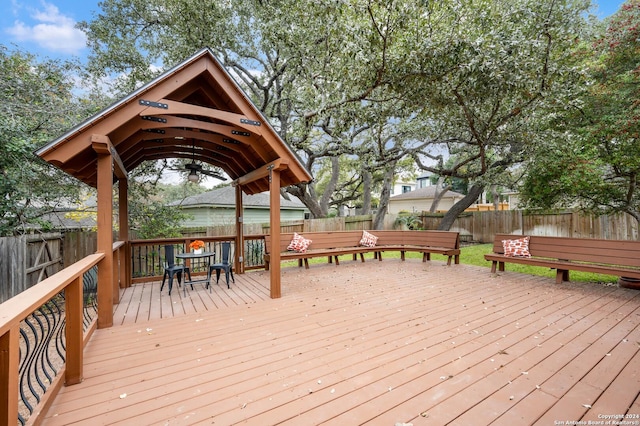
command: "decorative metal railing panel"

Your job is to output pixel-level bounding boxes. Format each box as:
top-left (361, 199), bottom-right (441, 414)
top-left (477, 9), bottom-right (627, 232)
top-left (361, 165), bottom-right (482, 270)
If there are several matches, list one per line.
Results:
top-left (17, 266), bottom-right (98, 425)
top-left (130, 236), bottom-right (267, 279)
top-left (244, 237), bottom-right (265, 269)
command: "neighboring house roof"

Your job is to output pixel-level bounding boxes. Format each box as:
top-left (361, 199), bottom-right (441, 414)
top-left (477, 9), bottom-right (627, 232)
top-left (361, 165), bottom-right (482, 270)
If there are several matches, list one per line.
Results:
top-left (390, 186), bottom-right (465, 200)
top-left (19, 211), bottom-right (97, 232)
top-left (172, 186), bottom-right (306, 210)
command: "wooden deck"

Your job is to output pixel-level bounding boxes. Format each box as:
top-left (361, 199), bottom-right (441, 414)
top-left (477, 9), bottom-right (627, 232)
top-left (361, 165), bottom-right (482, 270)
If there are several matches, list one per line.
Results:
top-left (42, 259), bottom-right (640, 425)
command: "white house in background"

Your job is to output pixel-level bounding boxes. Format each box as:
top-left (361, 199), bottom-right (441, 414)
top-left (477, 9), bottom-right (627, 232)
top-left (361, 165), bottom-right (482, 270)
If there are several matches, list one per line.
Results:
top-left (390, 180), bottom-right (416, 196)
top-left (387, 186), bottom-right (466, 214)
top-left (416, 172), bottom-right (436, 189)
top-left (171, 186), bottom-right (308, 227)
top-left (505, 191), bottom-right (521, 210)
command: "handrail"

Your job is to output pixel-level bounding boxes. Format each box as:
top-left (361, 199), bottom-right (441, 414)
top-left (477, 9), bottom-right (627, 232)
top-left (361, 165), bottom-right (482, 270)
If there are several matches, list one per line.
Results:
top-left (0, 252), bottom-right (104, 426)
top-left (0, 253), bottom-right (103, 335)
top-left (129, 235), bottom-right (267, 282)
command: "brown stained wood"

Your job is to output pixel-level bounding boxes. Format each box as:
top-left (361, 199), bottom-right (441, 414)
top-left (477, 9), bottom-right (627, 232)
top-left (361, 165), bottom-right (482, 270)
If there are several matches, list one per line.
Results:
top-left (434, 295), bottom-right (640, 425)
top-left (1, 326), bottom-right (19, 426)
top-left (486, 234), bottom-right (640, 282)
top-left (37, 50), bottom-right (312, 192)
top-left (40, 262), bottom-right (640, 425)
top-left (95, 150), bottom-right (114, 329)
top-left (490, 390), bottom-right (559, 426)
top-left (265, 230), bottom-right (460, 270)
top-left (581, 349), bottom-right (640, 422)
top-left (64, 277), bottom-right (84, 385)
top-left (355, 281), bottom-right (629, 425)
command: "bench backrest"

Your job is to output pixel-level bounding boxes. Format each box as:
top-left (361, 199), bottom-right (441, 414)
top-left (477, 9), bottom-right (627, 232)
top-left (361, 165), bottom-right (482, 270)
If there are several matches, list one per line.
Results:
top-left (493, 233), bottom-right (640, 268)
top-left (373, 230), bottom-right (460, 249)
top-left (265, 230), bottom-right (460, 254)
top-left (265, 231), bottom-right (363, 254)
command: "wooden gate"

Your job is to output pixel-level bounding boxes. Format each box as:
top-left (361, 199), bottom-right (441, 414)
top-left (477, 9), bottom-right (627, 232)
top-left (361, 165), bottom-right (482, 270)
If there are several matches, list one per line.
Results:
top-left (0, 233), bottom-right (64, 302)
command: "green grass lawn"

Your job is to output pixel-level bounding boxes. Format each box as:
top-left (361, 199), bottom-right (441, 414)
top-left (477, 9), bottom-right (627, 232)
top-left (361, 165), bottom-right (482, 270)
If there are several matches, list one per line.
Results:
top-left (282, 244), bottom-right (619, 284)
top-left (459, 243), bottom-right (618, 284)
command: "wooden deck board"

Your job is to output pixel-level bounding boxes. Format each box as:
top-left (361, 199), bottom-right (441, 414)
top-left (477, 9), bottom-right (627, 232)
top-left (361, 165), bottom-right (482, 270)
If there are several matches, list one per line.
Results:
top-left (40, 262), bottom-right (640, 425)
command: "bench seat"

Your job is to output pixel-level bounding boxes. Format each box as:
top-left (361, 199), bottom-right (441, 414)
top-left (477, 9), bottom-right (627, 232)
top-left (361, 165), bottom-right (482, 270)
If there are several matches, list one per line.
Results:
top-left (264, 230), bottom-right (460, 270)
top-left (485, 234), bottom-right (640, 284)
top-left (374, 244), bottom-right (459, 261)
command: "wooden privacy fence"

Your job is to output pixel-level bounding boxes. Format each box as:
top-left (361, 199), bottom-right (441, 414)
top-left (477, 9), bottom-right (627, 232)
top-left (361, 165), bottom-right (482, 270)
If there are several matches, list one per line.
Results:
top-left (3, 210), bottom-right (638, 301)
top-left (0, 231), bottom-right (96, 303)
top-left (206, 215), bottom-right (397, 236)
top-left (421, 210), bottom-right (639, 243)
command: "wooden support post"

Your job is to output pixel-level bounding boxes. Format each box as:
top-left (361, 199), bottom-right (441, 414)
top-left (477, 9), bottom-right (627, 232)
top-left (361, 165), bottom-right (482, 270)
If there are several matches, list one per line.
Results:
top-left (235, 184), bottom-right (245, 274)
top-left (269, 167), bottom-right (281, 298)
top-left (0, 326), bottom-right (19, 426)
top-left (112, 248), bottom-right (119, 304)
top-left (94, 142), bottom-right (114, 329)
top-left (119, 178), bottom-right (131, 288)
top-left (64, 276), bottom-right (83, 385)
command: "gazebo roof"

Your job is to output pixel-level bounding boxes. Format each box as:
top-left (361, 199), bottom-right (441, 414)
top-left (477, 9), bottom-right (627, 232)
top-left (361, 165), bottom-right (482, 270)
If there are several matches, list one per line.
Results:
top-left (35, 48), bottom-right (312, 195)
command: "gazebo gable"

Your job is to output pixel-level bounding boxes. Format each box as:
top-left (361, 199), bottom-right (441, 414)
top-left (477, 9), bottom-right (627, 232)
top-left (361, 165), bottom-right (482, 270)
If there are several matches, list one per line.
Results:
top-left (36, 47), bottom-right (311, 194)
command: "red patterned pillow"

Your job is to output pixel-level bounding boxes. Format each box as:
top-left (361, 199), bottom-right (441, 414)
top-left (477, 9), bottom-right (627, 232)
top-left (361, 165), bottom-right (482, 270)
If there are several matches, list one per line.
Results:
top-left (287, 232), bottom-right (312, 253)
top-left (502, 236), bottom-right (531, 258)
top-left (359, 230), bottom-right (378, 247)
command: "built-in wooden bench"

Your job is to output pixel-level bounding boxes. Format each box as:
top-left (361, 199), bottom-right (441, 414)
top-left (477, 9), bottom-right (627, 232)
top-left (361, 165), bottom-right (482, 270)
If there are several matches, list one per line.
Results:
top-left (485, 233), bottom-right (640, 284)
top-left (264, 230), bottom-right (460, 270)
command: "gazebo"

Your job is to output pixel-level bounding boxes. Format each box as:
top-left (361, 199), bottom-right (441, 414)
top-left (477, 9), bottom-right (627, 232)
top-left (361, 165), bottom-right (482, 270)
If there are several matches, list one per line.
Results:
top-left (35, 47), bottom-right (312, 328)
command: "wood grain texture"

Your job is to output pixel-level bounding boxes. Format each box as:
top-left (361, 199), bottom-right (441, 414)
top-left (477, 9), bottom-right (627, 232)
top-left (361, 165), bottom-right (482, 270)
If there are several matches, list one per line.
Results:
top-left (42, 260), bottom-right (640, 425)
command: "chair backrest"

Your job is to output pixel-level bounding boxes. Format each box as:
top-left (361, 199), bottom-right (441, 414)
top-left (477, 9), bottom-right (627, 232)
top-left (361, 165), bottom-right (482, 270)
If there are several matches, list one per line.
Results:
top-left (165, 244), bottom-right (178, 267)
top-left (220, 242), bottom-right (232, 264)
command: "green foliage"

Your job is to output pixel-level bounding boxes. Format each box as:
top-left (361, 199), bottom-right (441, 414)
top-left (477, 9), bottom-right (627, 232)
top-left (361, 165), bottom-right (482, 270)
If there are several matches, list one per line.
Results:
top-left (0, 47), bottom-right (95, 236)
top-left (520, 1), bottom-right (640, 223)
top-left (394, 212), bottom-right (423, 230)
top-left (5, 0), bottom-right (627, 236)
top-left (130, 201), bottom-right (191, 239)
top-left (78, 0), bottom-right (592, 225)
top-left (460, 244), bottom-right (617, 284)
top-left (126, 175), bottom-right (196, 239)
top-left (157, 182), bottom-right (210, 204)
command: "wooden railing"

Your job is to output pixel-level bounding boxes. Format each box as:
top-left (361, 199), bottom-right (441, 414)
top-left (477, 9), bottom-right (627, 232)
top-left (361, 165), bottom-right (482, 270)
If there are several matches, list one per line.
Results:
top-left (130, 235), bottom-right (266, 282)
top-left (0, 235), bottom-right (261, 425)
top-left (0, 253), bottom-right (104, 426)
top-left (0, 241), bottom-right (127, 426)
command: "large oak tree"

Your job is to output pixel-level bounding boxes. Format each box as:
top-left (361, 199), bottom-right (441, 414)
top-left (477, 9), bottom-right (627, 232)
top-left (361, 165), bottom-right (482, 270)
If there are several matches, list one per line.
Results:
top-left (520, 0), bottom-right (640, 225)
top-left (80, 0), bottom-right (593, 228)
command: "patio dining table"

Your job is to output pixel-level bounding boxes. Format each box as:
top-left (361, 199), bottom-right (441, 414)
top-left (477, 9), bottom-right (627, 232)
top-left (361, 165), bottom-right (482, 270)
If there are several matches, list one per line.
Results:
top-left (175, 251), bottom-right (216, 295)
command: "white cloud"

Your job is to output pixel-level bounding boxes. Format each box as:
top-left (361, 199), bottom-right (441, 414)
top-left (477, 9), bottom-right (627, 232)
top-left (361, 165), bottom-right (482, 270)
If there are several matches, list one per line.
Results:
top-left (6, 1), bottom-right (87, 55)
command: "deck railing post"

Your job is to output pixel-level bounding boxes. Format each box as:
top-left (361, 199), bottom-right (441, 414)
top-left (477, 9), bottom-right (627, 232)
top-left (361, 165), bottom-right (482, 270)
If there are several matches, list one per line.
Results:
top-left (112, 246), bottom-right (120, 304)
top-left (0, 326), bottom-right (19, 426)
top-left (64, 276), bottom-right (84, 385)
top-left (119, 245), bottom-right (127, 288)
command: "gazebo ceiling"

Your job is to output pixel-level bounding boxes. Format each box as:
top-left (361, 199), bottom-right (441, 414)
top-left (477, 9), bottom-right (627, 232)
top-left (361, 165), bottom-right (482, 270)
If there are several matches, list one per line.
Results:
top-left (35, 48), bottom-right (312, 195)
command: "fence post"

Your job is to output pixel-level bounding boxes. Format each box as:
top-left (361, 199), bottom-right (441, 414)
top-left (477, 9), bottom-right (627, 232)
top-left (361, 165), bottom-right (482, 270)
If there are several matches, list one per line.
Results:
top-left (64, 275), bottom-right (83, 385)
top-left (0, 326), bottom-right (19, 426)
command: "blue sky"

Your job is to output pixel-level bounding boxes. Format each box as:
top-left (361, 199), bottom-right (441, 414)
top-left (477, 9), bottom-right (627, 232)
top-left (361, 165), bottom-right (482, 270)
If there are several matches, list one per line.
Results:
top-left (0, 0), bottom-right (628, 64)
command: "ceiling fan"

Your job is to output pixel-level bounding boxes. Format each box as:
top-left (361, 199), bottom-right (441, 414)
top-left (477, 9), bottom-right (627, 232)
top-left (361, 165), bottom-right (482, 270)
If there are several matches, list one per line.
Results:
top-left (185, 161), bottom-right (226, 182)
top-left (175, 139), bottom-right (226, 183)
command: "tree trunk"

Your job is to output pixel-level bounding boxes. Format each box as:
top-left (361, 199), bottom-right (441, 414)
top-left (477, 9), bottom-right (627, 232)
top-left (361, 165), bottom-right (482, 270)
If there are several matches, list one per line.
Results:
top-left (319, 156), bottom-right (340, 216)
top-left (490, 184), bottom-right (499, 210)
top-left (437, 183), bottom-right (484, 231)
top-left (372, 163), bottom-right (395, 230)
top-left (286, 183), bottom-right (324, 218)
top-left (361, 168), bottom-right (372, 215)
top-left (625, 209), bottom-right (640, 231)
top-left (429, 177), bottom-right (450, 213)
